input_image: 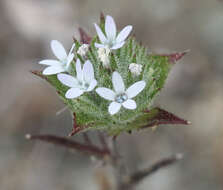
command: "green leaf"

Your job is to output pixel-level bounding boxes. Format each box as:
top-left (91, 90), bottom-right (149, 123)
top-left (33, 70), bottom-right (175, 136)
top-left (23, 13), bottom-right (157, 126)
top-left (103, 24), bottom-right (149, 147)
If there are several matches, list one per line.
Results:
top-left (33, 33), bottom-right (188, 136)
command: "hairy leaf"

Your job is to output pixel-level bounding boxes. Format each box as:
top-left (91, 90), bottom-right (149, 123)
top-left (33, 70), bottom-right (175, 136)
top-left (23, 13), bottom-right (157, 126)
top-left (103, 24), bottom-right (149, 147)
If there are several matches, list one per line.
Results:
top-left (33, 27), bottom-right (189, 135)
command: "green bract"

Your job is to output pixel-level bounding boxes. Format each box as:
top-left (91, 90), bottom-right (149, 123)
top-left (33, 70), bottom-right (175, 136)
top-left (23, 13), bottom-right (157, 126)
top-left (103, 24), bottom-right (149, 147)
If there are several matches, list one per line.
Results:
top-left (34, 16), bottom-right (189, 136)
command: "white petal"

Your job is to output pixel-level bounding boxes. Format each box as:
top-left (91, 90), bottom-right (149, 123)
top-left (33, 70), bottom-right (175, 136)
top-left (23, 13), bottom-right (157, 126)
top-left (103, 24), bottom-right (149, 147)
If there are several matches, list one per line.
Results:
top-left (111, 41), bottom-right (125, 50)
top-left (65, 88), bottom-right (84, 99)
top-left (66, 53), bottom-right (74, 69)
top-left (109, 102), bottom-right (121, 115)
top-left (122, 99), bottom-right (136, 110)
top-left (96, 88), bottom-right (115, 101)
top-left (86, 79), bottom-right (97, 92)
top-left (116, 25), bottom-right (133, 43)
top-left (94, 23), bottom-right (107, 43)
top-left (39, 59), bottom-right (63, 66)
top-left (42, 66), bottom-right (65, 75)
top-left (105, 15), bottom-right (116, 40)
top-left (76, 59), bottom-right (83, 81)
top-left (83, 60), bottom-right (94, 83)
top-left (126, 81), bottom-right (146, 98)
top-left (68, 43), bottom-right (75, 55)
top-left (112, 72), bottom-right (125, 93)
top-left (57, 74), bottom-right (78, 88)
top-left (51, 40), bottom-right (67, 61)
top-left (95, 43), bottom-right (107, 48)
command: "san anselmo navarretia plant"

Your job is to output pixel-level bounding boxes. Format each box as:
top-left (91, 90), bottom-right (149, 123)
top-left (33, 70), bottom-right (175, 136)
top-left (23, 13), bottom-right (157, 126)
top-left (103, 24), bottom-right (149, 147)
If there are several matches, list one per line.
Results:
top-left (28, 13), bottom-right (191, 189)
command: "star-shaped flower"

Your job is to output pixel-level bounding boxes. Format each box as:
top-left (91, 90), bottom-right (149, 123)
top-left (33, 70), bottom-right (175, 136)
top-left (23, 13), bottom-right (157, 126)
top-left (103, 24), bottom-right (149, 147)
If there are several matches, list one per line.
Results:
top-left (39, 40), bottom-right (75, 75)
top-left (94, 15), bottom-right (132, 50)
top-left (57, 59), bottom-right (97, 99)
top-left (96, 72), bottom-right (146, 115)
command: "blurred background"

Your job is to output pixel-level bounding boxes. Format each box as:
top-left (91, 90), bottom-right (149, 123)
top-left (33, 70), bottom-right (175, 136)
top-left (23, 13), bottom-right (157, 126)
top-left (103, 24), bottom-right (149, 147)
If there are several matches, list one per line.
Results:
top-left (1, 0), bottom-right (223, 189)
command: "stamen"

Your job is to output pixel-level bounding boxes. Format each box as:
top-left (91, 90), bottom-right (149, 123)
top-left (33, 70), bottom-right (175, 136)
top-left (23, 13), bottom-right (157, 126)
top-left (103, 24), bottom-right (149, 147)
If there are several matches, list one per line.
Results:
top-left (115, 93), bottom-right (128, 103)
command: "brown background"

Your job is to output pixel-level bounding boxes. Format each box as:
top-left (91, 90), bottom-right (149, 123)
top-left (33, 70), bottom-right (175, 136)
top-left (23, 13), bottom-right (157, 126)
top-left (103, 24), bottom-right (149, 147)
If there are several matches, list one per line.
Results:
top-left (0, 0), bottom-right (223, 189)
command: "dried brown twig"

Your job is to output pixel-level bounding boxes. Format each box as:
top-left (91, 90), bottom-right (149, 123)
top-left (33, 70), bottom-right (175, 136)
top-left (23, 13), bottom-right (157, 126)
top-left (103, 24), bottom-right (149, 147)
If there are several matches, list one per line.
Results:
top-left (82, 133), bottom-right (92, 145)
top-left (26, 133), bottom-right (183, 190)
top-left (122, 153), bottom-right (183, 187)
top-left (25, 134), bottom-right (110, 158)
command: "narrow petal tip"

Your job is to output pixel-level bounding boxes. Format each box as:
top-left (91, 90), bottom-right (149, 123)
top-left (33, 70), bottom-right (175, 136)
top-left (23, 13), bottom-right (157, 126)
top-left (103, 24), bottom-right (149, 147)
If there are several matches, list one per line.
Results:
top-left (105, 15), bottom-right (117, 40)
top-left (50, 40), bottom-right (67, 61)
top-left (112, 71), bottom-right (125, 93)
top-left (96, 87), bottom-right (115, 101)
top-left (94, 23), bottom-right (107, 43)
top-left (42, 66), bottom-right (65, 75)
top-left (65, 88), bottom-right (84, 99)
top-left (51, 40), bottom-right (58, 45)
top-left (116, 25), bottom-right (133, 44)
top-left (109, 102), bottom-right (121, 115)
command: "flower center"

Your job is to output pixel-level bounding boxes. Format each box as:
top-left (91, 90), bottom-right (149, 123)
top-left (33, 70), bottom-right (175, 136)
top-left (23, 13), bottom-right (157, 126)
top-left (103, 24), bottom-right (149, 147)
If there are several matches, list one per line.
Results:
top-left (78, 81), bottom-right (89, 90)
top-left (83, 83), bottom-right (89, 89)
top-left (106, 39), bottom-right (114, 48)
top-left (62, 59), bottom-right (71, 70)
top-left (115, 93), bottom-right (128, 103)
top-left (61, 58), bottom-right (67, 65)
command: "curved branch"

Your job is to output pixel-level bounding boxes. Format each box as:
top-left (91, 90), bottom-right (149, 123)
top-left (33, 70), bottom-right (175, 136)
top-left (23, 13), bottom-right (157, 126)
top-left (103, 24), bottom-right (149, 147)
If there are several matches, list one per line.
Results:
top-left (25, 134), bottom-right (110, 158)
top-left (123, 154), bottom-right (183, 187)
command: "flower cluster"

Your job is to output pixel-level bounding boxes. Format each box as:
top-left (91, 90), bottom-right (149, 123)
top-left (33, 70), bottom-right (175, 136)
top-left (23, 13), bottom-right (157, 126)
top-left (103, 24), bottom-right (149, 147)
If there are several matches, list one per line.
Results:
top-left (38, 15), bottom-right (145, 115)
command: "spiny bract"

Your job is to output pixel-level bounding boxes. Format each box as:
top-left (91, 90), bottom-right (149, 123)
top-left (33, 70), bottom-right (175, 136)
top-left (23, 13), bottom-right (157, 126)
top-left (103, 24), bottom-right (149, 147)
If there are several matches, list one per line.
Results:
top-left (36, 14), bottom-right (188, 136)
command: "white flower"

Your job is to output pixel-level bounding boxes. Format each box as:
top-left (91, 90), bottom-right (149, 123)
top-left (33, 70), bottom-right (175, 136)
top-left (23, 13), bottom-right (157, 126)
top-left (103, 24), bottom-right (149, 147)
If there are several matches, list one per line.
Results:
top-left (129, 63), bottom-right (143, 76)
top-left (57, 59), bottom-right (97, 99)
top-left (97, 47), bottom-right (111, 68)
top-left (39, 40), bottom-right (75, 75)
top-left (96, 72), bottom-right (146, 115)
top-left (77, 44), bottom-right (89, 57)
top-left (94, 15), bottom-right (133, 50)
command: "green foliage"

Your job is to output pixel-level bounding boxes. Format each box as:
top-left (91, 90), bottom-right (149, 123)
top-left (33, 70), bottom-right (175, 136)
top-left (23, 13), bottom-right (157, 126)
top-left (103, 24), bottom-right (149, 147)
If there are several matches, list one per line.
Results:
top-left (41, 35), bottom-right (178, 135)
top-left (31, 15), bottom-right (189, 136)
